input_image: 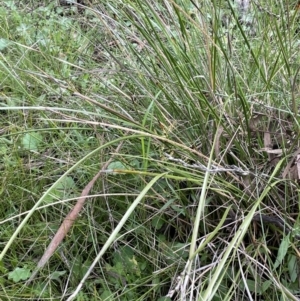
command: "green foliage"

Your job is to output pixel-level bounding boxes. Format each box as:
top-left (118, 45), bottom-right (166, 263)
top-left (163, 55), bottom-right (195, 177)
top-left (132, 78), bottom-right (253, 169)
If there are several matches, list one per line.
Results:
top-left (8, 266), bottom-right (31, 282)
top-left (1, 0), bottom-right (300, 300)
top-left (21, 132), bottom-right (43, 151)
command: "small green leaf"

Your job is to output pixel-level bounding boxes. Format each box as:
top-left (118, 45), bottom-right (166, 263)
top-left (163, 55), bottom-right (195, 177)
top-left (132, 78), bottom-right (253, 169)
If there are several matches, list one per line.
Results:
top-left (0, 38), bottom-right (11, 51)
top-left (151, 216), bottom-right (165, 230)
top-left (239, 279), bottom-right (262, 294)
top-left (43, 176), bottom-right (77, 204)
top-left (261, 280), bottom-right (272, 293)
top-left (288, 254), bottom-right (298, 282)
top-left (49, 270), bottom-right (66, 280)
top-left (171, 204), bottom-right (185, 216)
top-left (56, 176), bottom-right (76, 190)
top-left (8, 266), bottom-right (31, 282)
top-left (107, 161), bottom-right (127, 171)
top-left (274, 234), bottom-right (290, 269)
top-left (21, 132), bottom-right (43, 151)
top-left (171, 242), bottom-right (189, 260)
top-left (100, 290), bottom-right (113, 301)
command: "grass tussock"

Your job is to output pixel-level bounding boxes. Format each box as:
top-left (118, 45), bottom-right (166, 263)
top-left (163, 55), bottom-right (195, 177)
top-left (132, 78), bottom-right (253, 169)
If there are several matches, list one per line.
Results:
top-left (1, 0), bottom-right (300, 300)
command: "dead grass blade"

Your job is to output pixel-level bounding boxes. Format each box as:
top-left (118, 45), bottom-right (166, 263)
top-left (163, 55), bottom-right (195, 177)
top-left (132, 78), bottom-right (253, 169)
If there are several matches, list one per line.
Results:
top-left (26, 139), bottom-right (126, 283)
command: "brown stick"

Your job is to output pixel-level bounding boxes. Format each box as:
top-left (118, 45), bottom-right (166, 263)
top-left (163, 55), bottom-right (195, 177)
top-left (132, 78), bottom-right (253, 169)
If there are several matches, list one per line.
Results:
top-left (27, 140), bottom-right (125, 283)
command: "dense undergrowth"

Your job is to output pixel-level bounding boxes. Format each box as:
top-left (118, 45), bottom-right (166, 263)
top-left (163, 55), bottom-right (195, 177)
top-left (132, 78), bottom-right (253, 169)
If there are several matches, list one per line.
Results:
top-left (1, 0), bottom-right (300, 300)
